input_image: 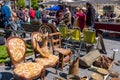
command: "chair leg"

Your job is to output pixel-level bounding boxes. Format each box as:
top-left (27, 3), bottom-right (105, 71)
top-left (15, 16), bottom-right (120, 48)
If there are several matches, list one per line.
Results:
top-left (56, 61), bottom-right (59, 74)
top-left (61, 54), bottom-right (64, 71)
top-left (40, 69), bottom-right (46, 80)
top-left (69, 54), bottom-right (72, 64)
top-left (59, 53), bottom-right (64, 71)
top-left (78, 41), bottom-right (83, 56)
top-left (34, 52), bottom-right (37, 58)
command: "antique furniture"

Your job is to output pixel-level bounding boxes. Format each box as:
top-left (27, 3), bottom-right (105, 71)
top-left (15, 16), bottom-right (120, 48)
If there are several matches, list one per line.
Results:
top-left (93, 55), bottom-right (114, 70)
top-left (110, 78), bottom-right (120, 80)
top-left (6, 36), bottom-right (45, 80)
top-left (59, 24), bottom-right (68, 39)
top-left (91, 73), bottom-right (104, 80)
top-left (69, 57), bottom-right (79, 75)
top-left (67, 74), bottom-right (80, 80)
top-left (79, 50), bottom-right (100, 67)
top-left (49, 32), bottom-right (72, 70)
top-left (97, 33), bottom-right (107, 54)
top-left (94, 22), bottom-right (120, 32)
top-left (97, 68), bottom-right (109, 76)
top-left (31, 32), bottom-right (59, 73)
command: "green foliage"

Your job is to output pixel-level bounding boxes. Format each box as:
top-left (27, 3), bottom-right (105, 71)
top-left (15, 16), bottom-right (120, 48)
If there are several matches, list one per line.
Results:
top-left (0, 45), bottom-right (8, 59)
top-left (17, 0), bottom-right (26, 8)
top-left (31, 0), bottom-right (38, 10)
top-left (0, 45), bottom-right (8, 63)
top-left (0, 44), bottom-right (33, 64)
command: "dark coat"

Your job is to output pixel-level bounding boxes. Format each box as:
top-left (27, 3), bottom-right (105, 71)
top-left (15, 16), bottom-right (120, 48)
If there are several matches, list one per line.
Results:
top-left (17, 10), bottom-right (25, 21)
top-left (86, 6), bottom-right (95, 26)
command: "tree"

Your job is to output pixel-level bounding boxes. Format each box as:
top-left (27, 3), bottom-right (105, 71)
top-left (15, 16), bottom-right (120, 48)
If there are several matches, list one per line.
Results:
top-left (17, 0), bottom-right (26, 8)
top-left (31, 0), bottom-right (38, 10)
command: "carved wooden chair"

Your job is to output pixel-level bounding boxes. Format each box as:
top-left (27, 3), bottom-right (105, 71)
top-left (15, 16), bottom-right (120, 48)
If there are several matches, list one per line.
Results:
top-left (49, 32), bottom-right (72, 70)
top-left (31, 32), bottom-right (59, 73)
top-left (6, 36), bottom-right (45, 80)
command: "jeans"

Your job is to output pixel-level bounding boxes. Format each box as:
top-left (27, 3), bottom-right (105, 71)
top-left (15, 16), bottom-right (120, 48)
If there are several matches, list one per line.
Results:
top-left (3, 20), bottom-right (9, 28)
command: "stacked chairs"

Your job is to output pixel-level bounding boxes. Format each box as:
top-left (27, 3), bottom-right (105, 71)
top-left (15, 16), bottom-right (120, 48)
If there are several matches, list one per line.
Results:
top-left (49, 32), bottom-right (72, 70)
top-left (31, 32), bottom-right (59, 73)
top-left (6, 37), bottom-right (45, 80)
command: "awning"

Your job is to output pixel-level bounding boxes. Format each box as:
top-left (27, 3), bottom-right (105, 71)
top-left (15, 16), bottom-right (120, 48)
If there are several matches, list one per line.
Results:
top-left (46, 5), bottom-right (60, 11)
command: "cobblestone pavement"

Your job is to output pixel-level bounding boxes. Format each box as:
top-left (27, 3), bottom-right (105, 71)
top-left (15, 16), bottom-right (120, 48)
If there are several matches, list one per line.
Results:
top-left (0, 36), bottom-right (120, 80)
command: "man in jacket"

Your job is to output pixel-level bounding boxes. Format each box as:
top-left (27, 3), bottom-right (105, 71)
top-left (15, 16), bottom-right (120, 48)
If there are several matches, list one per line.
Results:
top-left (0, 1), bottom-right (11, 28)
top-left (62, 7), bottom-right (72, 28)
top-left (86, 2), bottom-right (95, 30)
top-left (0, 1), bottom-right (11, 38)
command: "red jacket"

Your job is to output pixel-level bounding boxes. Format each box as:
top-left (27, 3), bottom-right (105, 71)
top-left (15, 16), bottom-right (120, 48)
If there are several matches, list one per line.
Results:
top-left (30, 9), bottom-right (36, 19)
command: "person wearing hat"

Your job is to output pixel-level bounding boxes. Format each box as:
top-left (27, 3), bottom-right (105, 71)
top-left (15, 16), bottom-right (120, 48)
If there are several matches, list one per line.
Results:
top-left (74, 7), bottom-right (86, 32)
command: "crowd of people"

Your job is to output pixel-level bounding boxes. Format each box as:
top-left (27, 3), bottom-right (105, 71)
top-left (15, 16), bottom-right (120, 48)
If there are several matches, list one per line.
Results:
top-left (41, 2), bottom-right (95, 32)
top-left (0, 0), bottom-right (96, 38)
top-left (55, 2), bottom-right (95, 31)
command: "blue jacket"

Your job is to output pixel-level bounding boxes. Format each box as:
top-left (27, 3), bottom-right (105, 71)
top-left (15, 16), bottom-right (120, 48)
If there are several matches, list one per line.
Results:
top-left (1, 5), bottom-right (11, 21)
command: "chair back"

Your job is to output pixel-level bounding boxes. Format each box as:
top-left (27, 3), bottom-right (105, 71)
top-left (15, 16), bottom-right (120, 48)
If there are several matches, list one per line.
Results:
top-left (31, 32), bottom-right (43, 50)
top-left (6, 37), bottom-right (26, 65)
top-left (49, 32), bottom-right (61, 54)
top-left (83, 30), bottom-right (96, 44)
top-left (31, 32), bottom-right (50, 58)
top-left (68, 28), bottom-right (81, 42)
top-left (59, 24), bottom-right (68, 38)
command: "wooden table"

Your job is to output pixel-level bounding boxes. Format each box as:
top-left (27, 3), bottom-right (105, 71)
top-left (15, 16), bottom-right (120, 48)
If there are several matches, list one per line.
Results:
top-left (94, 22), bottom-right (120, 33)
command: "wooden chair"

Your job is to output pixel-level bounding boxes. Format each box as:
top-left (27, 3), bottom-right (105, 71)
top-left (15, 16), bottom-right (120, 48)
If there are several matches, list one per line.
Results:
top-left (31, 32), bottom-right (59, 73)
top-left (6, 36), bottom-right (45, 80)
top-left (49, 32), bottom-right (72, 70)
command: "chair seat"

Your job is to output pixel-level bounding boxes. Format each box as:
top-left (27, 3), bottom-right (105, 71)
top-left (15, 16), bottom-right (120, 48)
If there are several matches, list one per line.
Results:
top-left (14, 62), bottom-right (44, 79)
top-left (35, 54), bottom-right (59, 67)
top-left (54, 48), bottom-right (71, 55)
